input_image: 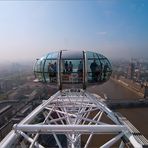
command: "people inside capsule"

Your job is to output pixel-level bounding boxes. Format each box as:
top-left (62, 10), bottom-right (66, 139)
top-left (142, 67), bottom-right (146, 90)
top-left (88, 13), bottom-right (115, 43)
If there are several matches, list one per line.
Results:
top-left (53, 62), bottom-right (57, 76)
top-left (48, 63), bottom-right (54, 82)
top-left (90, 59), bottom-right (100, 82)
top-left (64, 60), bottom-right (73, 74)
top-left (34, 51), bottom-right (112, 84)
top-left (99, 62), bottom-right (103, 81)
top-left (78, 60), bottom-right (83, 81)
top-left (64, 61), bottom-right (68, 73)
top-left (103, 62), bottom-right (109, 80)
top-left (68, 61), bottom-right (73, 74)
top-left (48, 62), bottom-right (57, 82)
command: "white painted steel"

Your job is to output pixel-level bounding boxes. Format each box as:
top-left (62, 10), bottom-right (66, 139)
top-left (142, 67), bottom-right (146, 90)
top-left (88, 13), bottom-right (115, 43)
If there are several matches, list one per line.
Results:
top-left (127, 134), bottom-right (143, 148)
top-left (0, 91), bottom-right (60, 148)
top-left (14, 125), bottom-right (126, 133)
top-left (119, 141), bottom-right (125, 148)
top-left (0, 131), bottom-right (18, 148)
top-left (100, 133), bottom-right (124, 148)
top-left (16, 130), bottom-right (44, 148)
top-left (84, 111), bottom-right (103, 148)
top-left (29, 133), bottom-right (39, 148)
top-left (0, 89), bottom-right (146, 148)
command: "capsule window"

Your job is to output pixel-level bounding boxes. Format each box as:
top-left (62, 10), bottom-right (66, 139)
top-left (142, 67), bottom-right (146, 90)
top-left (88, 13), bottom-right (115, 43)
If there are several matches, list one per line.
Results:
top-left (61, 59), bottom-right (83, 83)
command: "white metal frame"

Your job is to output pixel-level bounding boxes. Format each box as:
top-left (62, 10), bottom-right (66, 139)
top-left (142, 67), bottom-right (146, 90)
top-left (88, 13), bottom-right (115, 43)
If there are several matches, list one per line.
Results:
top-left (0, 89), bottom-right (145, 148)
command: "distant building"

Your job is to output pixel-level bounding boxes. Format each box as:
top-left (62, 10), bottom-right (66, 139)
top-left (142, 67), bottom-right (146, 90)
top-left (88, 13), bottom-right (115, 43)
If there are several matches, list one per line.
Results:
top-left (0, 79), bottom-right (13, 93)
top-left (127, 62), bottom-right (135, 80)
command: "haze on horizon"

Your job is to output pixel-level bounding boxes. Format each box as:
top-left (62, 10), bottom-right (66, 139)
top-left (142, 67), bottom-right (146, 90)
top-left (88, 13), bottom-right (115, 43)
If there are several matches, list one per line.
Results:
top-left (0, 0), bottom-right (148, 63)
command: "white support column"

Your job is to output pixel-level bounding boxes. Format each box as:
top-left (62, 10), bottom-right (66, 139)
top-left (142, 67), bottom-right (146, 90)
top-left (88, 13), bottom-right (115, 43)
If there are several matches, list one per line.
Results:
top-left (100, 133), bottom-right (124, 148)
top-left (0, 89), bottom-right (146, 148)
top-left (84, 111), bottom-right (103, 148)
top-left (29, 133), bottom-right (39, 148)
top-left (119, 141), bottom-right (125, 148)
top-left (52, 132), bottom-right (62, 148)
top-left (85, 91), bottom-right (121, 124)
top-left (17, 131), bottom-right (44, 148)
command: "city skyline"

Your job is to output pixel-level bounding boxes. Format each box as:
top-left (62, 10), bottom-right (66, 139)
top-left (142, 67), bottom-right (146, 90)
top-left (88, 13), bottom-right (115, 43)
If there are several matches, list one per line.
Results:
top-left (0, 0), bottom-right (148, 62)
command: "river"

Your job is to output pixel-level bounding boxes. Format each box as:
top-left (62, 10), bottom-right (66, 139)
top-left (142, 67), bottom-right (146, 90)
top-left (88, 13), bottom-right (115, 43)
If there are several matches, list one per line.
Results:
top-left (88, 79), bottom-right (148, 139)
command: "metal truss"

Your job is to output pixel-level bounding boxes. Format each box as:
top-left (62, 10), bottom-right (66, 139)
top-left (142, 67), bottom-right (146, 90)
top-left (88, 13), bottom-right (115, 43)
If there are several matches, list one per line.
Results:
top-left (0, 89), bottom-right (147, 148)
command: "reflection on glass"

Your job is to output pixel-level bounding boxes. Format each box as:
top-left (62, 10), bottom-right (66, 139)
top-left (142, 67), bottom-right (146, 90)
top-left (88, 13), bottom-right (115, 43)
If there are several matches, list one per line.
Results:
top-left (86, 51), bottom-right (112, 83)
top-left (34, 52), bottom-right (58, 83)
top-left (62, 60), bottom-right (83, 83)
top-left (34, 50), bottom-right (112, 86)
top-left (48, 61), bottom-right (57, 83)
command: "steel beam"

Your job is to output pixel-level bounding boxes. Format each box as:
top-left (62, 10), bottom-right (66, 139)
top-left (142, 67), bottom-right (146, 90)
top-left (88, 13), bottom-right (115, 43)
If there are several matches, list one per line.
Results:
top-left (14, 124), bottom-right (126, 134)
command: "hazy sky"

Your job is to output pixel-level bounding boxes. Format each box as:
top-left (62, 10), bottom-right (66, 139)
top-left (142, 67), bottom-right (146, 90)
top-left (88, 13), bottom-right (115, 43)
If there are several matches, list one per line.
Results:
top-left (0, 0), bottom-right (148, 62)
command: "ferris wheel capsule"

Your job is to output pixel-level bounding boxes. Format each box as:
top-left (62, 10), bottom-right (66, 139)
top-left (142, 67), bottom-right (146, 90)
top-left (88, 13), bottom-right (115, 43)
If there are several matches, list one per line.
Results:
top-left (34, 50), bottom-right (112, 89)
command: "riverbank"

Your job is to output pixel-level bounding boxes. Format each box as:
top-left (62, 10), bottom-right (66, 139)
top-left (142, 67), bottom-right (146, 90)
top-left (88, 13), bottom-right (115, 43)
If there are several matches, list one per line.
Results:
top-left (111, 77), bottom-right (144, 98)
top-left (88, 79), bottom-right (139, 100)
top-left (88, 79), bottom-right (148, 139)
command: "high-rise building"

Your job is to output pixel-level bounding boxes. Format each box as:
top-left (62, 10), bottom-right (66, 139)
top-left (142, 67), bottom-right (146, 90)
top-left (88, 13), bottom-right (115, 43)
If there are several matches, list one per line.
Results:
top-left (127, 61), bottom-right (135, 80)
